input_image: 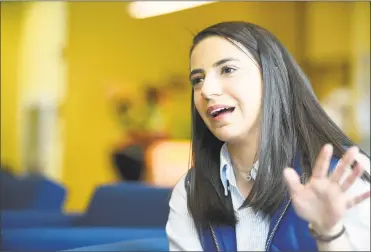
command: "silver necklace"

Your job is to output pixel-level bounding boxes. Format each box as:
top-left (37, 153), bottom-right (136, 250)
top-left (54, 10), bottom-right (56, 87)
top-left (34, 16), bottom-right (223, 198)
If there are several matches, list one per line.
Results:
top-left (246, 161), bottom-right (258, 181)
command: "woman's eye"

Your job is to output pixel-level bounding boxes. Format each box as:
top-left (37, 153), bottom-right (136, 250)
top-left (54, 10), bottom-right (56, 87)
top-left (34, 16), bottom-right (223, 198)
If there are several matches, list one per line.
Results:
top-left (191, 77), bottom-right (204, 86)
top-left (221, 66), bottom-right (236, 74)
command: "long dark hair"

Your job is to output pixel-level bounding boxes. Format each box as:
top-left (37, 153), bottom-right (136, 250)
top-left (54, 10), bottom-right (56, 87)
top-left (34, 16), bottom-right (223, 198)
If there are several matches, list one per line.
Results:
top-left (187, 21), bottom-right (370, 231)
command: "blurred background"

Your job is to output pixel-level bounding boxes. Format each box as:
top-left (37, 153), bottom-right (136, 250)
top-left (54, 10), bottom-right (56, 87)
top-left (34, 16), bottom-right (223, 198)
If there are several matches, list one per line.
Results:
top-left (1, 1), bottom-right (370, 251)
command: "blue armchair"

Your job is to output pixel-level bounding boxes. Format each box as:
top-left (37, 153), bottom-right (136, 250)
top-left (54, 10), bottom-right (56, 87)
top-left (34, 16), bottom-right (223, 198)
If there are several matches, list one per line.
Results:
top-left (2, 182), bottom-right (172, 251)
top-left (65, 237), bottom-right (169, 251)
top-left (0, 171), bottom-right (66, 211)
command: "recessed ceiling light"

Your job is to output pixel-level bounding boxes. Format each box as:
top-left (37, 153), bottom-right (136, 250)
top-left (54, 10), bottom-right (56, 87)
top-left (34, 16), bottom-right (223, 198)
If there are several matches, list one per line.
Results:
top-left (128, 1), bottom-right (216, 19)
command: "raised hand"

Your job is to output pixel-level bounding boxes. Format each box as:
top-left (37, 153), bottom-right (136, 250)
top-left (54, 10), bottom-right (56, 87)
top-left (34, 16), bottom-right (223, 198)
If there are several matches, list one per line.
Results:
top-left (283, 144), bottom-right (370, 234)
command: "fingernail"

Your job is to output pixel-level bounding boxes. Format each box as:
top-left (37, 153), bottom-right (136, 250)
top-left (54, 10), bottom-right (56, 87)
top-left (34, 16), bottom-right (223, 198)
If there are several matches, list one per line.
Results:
top-left (325, 143), bottom-right (333, 152)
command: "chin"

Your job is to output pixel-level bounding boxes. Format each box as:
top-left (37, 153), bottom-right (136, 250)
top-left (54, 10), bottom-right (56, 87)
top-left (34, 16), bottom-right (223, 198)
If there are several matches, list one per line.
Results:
top-left (211, 127), bottom-right (241, 143)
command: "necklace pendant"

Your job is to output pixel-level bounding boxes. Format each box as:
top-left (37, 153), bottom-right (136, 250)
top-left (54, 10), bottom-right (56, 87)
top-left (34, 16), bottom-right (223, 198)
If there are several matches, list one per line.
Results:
top-left (246, 174), bottom-right (252, 181)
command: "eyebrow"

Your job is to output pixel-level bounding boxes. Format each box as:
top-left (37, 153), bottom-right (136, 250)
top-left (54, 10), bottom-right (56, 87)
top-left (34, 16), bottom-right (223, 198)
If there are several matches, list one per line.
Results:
top-left (189, 57), bottom-right (240, 80)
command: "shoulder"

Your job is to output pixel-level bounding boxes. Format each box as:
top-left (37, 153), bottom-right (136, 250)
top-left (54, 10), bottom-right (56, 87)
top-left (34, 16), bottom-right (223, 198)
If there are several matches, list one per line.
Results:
top-left (169, 171), bottom-right (189, 206)
top-left (166, 171), bottom-right (204, 251)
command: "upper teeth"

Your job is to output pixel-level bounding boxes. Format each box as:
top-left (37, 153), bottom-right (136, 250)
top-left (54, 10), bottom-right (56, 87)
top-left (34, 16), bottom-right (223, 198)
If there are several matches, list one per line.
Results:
top-left (211, 107), bottom-right (229, 114)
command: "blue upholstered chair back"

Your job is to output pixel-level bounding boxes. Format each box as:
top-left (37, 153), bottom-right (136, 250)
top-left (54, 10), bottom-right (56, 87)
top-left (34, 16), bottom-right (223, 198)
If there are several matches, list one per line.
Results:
top-left (22, 173), bottom-right (66, 210)
top-left (75, 182), bottom-right (172, 227)
top-left (0, 171), bottom-right (66, 210)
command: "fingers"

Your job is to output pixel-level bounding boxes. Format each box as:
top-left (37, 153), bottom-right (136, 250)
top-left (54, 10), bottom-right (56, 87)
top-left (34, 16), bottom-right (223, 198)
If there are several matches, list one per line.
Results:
top-left (346, 191), bottom-right (371, 209)
top-left (330, 146), bottom-right (359, 183)
top-left (340, 162), bottom-right (364, 191)
top-left (312, 144), bottom-right (333, 178)
top-left (283, 168), bottom-right (303, 196)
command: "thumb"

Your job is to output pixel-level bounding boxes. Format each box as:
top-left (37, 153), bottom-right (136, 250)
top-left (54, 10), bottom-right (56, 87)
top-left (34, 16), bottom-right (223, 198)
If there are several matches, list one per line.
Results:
top-left (283, 167), bottom-right (303, 196)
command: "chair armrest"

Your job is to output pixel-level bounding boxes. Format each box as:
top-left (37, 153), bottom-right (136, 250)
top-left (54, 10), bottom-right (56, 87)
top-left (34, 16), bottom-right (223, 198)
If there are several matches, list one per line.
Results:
top-left (1, 210), bottom-right (83, 228)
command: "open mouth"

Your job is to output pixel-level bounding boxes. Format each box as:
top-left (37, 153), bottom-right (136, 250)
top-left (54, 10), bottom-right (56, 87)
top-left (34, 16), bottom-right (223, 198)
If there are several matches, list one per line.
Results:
top-left (209, 106), bottom-right (235, 118)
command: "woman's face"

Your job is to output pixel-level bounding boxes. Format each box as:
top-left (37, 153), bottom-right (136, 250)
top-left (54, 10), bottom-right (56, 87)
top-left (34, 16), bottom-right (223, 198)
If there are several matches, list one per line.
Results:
top-left (190, 36), bottom-right (263, 143)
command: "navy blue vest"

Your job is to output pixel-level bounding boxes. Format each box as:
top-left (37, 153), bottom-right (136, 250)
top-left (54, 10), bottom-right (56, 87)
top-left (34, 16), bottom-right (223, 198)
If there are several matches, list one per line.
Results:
top-left (185, 157), bottom-right (340, 252)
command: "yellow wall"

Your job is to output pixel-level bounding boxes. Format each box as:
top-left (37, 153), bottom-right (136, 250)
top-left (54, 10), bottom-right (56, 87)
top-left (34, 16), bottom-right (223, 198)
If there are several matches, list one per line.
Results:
top-left (63, 1), bottom-right (301, 212)
top-left (304, 2), bottom-right (352, 100)
top-left (303, 2), bottom-right (369, 141)
top-left (0, 2), bottom-right (24, 173)
top-left (303, 2), bottom-right (369, 96)
top-left (305, 2), bottom-right (352, 63)
top-left (351, 2), bottom-right (370, 66)
top-left (350, 2), bottom-right (370, 142)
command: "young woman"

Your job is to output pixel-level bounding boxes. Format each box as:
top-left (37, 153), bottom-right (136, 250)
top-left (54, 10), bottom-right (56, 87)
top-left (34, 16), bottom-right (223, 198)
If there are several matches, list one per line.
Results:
top-left (166, 21), bottom-right (370, 251)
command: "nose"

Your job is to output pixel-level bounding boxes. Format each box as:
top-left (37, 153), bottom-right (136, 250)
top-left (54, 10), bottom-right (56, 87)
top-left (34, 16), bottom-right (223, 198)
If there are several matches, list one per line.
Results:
top-left (201, 75), bottom-right (223, 99)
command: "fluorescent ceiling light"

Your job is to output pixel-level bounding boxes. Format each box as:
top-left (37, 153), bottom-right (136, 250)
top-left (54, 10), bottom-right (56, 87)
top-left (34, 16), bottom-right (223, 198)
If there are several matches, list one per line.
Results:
top-left (128, 1), bottom-right (216, 19)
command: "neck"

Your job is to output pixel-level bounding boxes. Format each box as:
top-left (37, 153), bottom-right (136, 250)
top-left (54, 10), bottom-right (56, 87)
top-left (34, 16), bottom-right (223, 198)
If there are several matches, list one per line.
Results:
top-left (226, 125), bottom-right (260, 180)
